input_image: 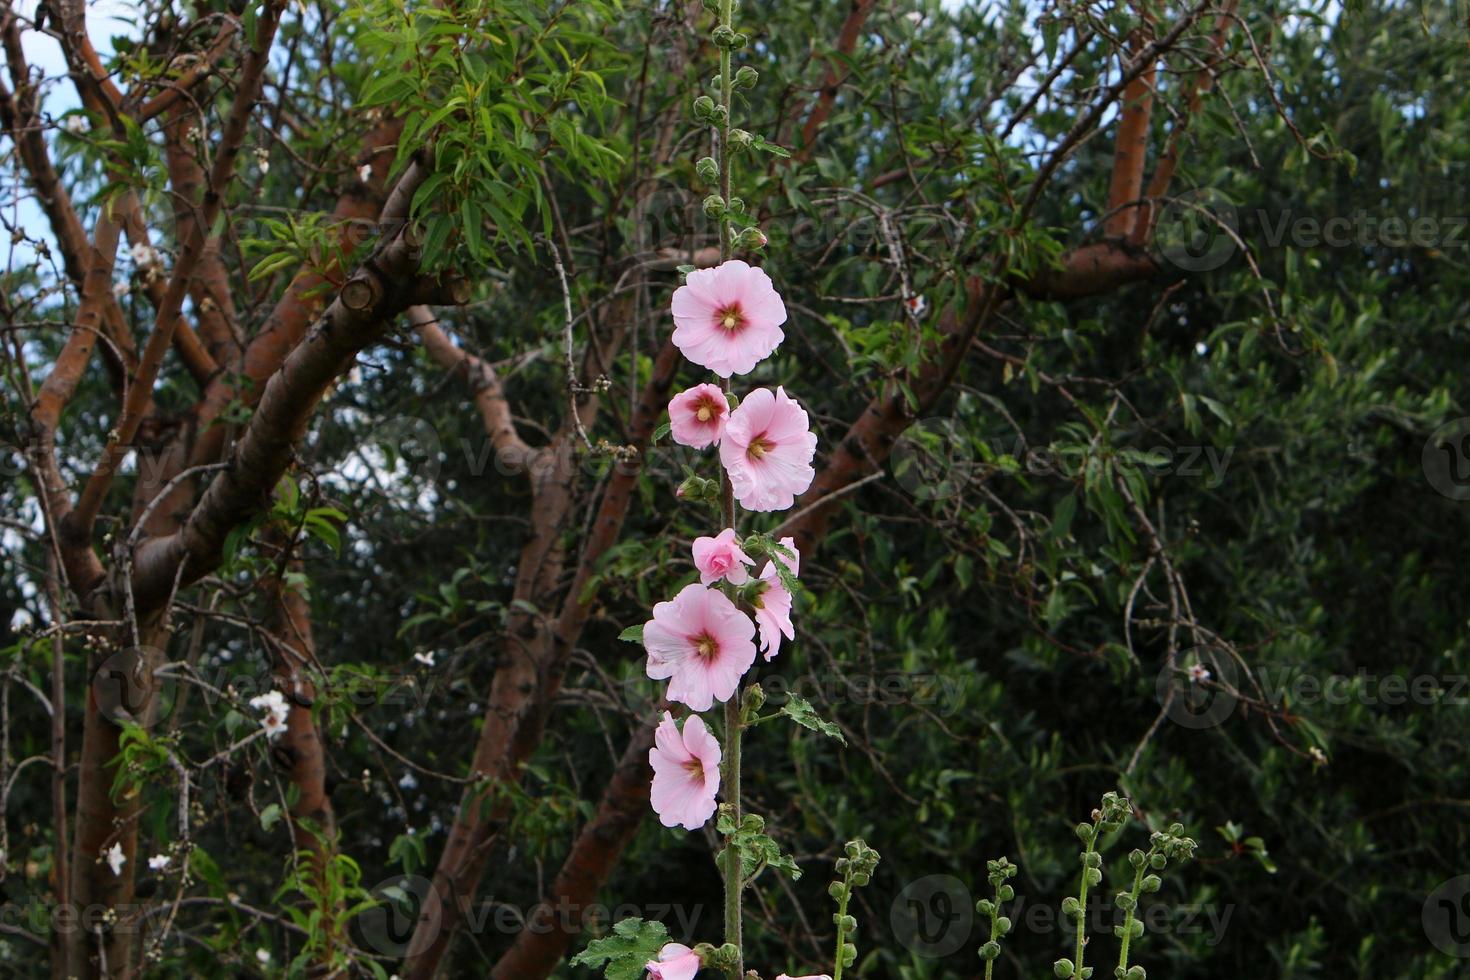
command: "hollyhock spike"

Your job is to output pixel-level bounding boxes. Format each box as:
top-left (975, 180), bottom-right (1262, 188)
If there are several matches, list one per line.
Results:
top-left (671, 260), bottom-right (786, 377)
top-left (644, 583), bottom-right (757, 711)
top-left (720, 387), bottom-right (817, 512)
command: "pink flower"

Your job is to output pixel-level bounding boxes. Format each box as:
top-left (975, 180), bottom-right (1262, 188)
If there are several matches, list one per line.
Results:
top-left (692, 528), bottom-right (754, 585)
top-left (646, 943), bottom-right (703, 980)
top-left (754, 537), bottom-right (799, 660)
top-left (644, 583), bottom-right (757, 711)
top-left (719, 387), bottom-right (817, 512)
top-left (649, 713), bottom-right (721, 831)
top-left (671, 259), bottom-right (786, 377)
top-left (669, 384), bottom-right (729, 449)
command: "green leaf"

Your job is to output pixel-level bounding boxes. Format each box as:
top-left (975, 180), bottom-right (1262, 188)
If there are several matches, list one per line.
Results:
top-left (617, 624), bottom-right (644, 643)
top-left (570, 917), bottom-right (670, 980)
top-left (260, 803), bottom-right (283, 832)
top-left (780, 693), bottom-right (845, 744)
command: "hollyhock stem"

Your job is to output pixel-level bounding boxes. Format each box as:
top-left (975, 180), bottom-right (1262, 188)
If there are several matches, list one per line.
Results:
top-left (715, 0), bottom-right (742, 970)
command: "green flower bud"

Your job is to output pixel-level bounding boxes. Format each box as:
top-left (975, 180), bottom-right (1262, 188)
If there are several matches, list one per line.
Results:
top-left (828, 881), bottom-right (845, 900)
top-left (1083, 852), bottom-right (1102, 869)
top-left (1054, 958), bottom-right (1076, 978)
top-left (727, 128), bottom-right (753, 152)
top-left (1084, 867), bottom-right (1102, 887)
top-left (1141, 874), bottom-right (1162, 893)
top-left (740, 682), bottom-right (766, 716)
top-left (703, 195), bottom-right (726, 218)
top-left (692, 95), bottom-right (716, 121)
top-left (976, 899), bottom-right (994, 916)
top-left (979, 941), bottom-right (1001, 960)
top-left (995, 915), bottom-right (1011, 937)
top-left (1061, 897), bottom-right (1081, 918)
top-left (1149, 853), bottom-right (1166, 870)
top-left (711, 25), bottom-right (737, 47)
top-left (1129, 849), bottom-right (1147, 868)
top-left (998, 884), bottom-right (1015, 902)
top-left (1076, 823), bottom-right (1095, 843)
top-left (735, 226), bottom-right (768, 249)
top-left (735, 65), bottom-right (759, 88)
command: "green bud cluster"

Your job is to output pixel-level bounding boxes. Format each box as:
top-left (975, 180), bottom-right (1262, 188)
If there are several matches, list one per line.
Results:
top-left (977, 857), bottom-right (1019, 976)
top-left (829, 839), bottom-right (880, 980)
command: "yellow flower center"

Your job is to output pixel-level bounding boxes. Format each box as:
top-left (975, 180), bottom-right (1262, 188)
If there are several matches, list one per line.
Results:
top-left (748, 436), bottom-right (773, 460)
top-left (696, 404), bottom-right (713, 422)
top-left (718, 306), bottom-right (743, 331)
top-left (695, 634), bottom-right (716, 659)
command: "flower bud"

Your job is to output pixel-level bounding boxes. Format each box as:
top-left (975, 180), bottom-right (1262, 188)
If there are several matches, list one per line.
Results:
top-left (692, 95), bottom-right (716, 121)
top-left (727, 128), bottom-right (753, 152)
top-left (711, 25), bottom-right (737, 47)
top-left (735, 227), bottom-right (768, 250)
top-left (696, 156), bottom-right (719, 183)
top-left (702, 195), bottom-right (726, 218)
top-left (735, 65), bottom-right (759, 89)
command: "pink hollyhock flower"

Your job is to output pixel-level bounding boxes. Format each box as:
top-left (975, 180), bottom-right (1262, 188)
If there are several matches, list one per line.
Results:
top-left (649, 712), bottom-right (721, 831)
top-left (669, 383), bottom-right (729, 449)
top-left (671, 259), bottom-right (787, 377)
top-left (754, 536), bottom-right (800, 660)
top-left (646, 942), bottom-right (703, 980)
top-left (692, 528), bottom-right (754, 585)
top-left (644, 583), bottom-right (757, 711)
top-left (719, 387), bottom-right (817, 512)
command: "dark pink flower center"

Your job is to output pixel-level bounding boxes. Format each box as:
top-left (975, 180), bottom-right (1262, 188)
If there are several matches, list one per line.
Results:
top-left (747, 434), bottom-right (774, 460)
top-left (694, 632), bottom-right (718, 660)
top-left (716, 304), bottom-right (745, 332)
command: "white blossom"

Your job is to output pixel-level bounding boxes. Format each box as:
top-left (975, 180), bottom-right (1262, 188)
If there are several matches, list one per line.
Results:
top-left (104, 843), bottom-right (126, 876)
top-left (63, 115), bottom-right (90, 135)
top-left (148, 853), bottom-right (169, 871)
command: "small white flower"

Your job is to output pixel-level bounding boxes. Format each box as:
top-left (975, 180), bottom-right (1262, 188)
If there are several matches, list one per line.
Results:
top-left (261, 711), bottom-right (288, 740)
top-left (1194, 341), bottom-right (1209, 356)
top-left (249, 690), bottom-right (289, 716)
top-left (129, 242), bottom-right (158, 267)
top-left (104, 843), bottom-right (126, 876)
top-left (412, 651), bottom-right (435, 667)
top-left (255, 147), bottom-right (270, 174)
top-left (905, 294), bottom-right (928, 318)
top-left (148, 853), bottom-right (169, 871)
top-left (1186, 663), bottom-right (1211, 684)
top-left (904, 10), bottom-right (924, 24)
top-left (1309, 746), bottom-right (1328, 765)
top-left (255, 948), bottom-right (271, 964)
top-left (398, 771), bottom-right (419, 791)
top-left (112, 281), bottom-right (130, 298)
top-left (63, 115), bottom-right (90, 135)
top-left (358, 163), bottom-right (373, 183)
